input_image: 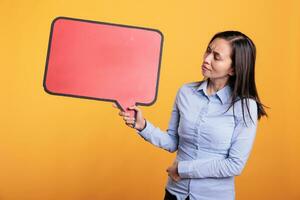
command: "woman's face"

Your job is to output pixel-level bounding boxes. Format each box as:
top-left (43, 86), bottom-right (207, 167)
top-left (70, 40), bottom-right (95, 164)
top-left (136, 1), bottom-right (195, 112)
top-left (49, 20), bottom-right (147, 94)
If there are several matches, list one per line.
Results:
top-left (201, 38), bottom-right (234, 81)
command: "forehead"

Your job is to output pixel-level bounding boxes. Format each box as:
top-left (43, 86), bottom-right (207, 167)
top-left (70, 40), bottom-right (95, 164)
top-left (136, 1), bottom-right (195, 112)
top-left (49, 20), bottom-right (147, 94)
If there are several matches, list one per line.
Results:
top-left (209, 38), bottom-right (232, 57)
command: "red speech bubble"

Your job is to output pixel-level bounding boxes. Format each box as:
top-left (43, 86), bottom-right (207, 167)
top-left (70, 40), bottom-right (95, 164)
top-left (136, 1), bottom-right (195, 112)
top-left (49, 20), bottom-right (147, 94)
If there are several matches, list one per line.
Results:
top-left (43, 17), bottom-right (163, 117)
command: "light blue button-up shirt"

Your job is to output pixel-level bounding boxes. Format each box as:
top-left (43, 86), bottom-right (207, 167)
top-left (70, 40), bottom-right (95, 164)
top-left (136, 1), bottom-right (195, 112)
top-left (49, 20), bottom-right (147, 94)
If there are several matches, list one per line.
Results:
top-left (136, 79), bottom-right (258, 200)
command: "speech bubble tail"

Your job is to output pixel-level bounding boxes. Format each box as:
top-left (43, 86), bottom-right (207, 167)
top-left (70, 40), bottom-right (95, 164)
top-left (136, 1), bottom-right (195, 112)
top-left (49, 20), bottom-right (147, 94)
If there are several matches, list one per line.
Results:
top-left (117, 99), bottom-right (137, 118)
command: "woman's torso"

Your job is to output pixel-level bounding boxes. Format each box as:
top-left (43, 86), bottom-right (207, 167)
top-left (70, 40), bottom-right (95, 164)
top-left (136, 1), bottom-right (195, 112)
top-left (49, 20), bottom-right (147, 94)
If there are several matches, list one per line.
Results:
top-left (166, 80), bottom-right (236, 200)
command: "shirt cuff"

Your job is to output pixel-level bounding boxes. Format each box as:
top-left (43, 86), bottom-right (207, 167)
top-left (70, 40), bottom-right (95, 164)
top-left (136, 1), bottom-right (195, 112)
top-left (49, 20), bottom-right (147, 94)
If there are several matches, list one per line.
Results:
top-left (178, 160), bottom-right (193, 178)
top-left (138, 119), bottom-right (147, 132)
top-left (135, 119), bottom-right (155, 141)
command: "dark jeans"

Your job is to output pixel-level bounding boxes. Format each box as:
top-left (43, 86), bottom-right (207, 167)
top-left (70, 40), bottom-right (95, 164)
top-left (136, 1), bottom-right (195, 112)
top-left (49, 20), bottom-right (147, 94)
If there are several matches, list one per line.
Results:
top-left (164, 189), bottom-right (190, 200)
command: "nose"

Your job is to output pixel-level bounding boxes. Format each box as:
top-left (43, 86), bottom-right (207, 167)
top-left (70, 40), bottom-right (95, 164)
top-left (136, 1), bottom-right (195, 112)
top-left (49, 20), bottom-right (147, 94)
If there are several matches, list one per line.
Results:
top-left (203, 52), bottom-right (213, 64)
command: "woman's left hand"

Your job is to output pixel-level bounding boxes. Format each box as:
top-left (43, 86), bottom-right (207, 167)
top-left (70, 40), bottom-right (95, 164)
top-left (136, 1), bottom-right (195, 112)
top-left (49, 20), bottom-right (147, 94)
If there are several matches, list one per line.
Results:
top-left (166, 161), bottom-right (181, 182)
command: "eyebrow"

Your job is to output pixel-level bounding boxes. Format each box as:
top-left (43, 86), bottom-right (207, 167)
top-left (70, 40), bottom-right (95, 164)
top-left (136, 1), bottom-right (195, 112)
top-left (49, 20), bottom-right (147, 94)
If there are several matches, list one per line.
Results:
top-left (207, 46), bottom-right (222, 57)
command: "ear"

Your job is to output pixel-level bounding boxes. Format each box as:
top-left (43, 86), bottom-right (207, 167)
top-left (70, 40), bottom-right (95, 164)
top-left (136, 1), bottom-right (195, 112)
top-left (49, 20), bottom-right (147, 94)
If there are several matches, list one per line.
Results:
top-left (228, 67), bottom-right (235, 76)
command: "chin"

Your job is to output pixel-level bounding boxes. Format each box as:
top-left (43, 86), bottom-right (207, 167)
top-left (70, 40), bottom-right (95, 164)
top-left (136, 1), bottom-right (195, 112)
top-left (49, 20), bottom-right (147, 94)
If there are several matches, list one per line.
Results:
top-left (201, 72), bottom-right (210, 79)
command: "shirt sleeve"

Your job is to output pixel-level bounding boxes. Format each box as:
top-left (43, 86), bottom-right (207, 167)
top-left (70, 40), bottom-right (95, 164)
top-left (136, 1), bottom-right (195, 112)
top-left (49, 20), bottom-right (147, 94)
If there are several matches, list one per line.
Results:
top-left (135, 88), bottom-right (181, 153)
top-left (178, 99), bottom-right (258, 178)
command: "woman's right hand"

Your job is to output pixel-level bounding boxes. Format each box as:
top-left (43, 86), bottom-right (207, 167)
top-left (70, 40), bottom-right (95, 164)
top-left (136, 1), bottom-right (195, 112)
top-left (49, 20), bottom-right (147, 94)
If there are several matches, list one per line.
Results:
top-left (112, 103), bottom-right (146, 131)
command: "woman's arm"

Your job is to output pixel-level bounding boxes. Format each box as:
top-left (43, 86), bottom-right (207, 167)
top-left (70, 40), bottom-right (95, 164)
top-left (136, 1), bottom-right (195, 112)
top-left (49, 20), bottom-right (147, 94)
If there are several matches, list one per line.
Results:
top-left (178, 99), bottom-right (258, 178)
top-left (135, 89), bottom-right (181, 153)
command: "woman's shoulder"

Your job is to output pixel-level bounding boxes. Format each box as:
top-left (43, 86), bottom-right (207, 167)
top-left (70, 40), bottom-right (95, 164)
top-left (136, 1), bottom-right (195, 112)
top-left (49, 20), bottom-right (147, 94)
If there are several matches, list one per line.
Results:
top-left (178, 80), bottom-right (204, 93)
top-left (233, 97), bottom-right (257, 108)
top-left (232, 97), bottom-right (258, 122)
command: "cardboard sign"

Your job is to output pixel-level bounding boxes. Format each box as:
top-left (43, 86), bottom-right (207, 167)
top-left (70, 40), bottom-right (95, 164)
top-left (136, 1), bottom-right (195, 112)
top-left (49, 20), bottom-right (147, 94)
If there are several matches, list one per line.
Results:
top-left (43, 17), bottom-right (163, 117)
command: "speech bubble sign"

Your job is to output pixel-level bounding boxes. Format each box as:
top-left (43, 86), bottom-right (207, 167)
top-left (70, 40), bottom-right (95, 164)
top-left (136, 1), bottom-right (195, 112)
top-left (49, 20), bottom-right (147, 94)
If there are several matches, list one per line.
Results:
top-left (43, 17), bottom-right (163, 117)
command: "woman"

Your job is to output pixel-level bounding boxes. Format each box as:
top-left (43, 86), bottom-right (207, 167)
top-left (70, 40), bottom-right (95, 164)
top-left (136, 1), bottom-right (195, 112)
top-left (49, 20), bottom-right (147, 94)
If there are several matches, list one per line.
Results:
top-left (114, 31), bottom-right (267, 200)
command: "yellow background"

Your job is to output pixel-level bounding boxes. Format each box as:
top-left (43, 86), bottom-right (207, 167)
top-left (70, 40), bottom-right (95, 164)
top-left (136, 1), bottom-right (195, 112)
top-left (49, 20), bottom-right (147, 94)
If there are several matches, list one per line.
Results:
top-left (1, 0), bottom-right (299, 199)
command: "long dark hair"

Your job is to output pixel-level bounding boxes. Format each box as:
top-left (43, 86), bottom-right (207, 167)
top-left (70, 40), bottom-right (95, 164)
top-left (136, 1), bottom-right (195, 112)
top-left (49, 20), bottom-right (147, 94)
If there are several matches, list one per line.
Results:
top-left (207, 31), bottom-right (268, 124)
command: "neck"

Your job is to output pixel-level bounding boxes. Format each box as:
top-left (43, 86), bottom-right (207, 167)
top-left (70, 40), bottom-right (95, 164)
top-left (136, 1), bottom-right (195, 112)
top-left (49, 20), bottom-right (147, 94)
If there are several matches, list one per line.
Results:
top-left (207, 78), bottom-right (228, 95)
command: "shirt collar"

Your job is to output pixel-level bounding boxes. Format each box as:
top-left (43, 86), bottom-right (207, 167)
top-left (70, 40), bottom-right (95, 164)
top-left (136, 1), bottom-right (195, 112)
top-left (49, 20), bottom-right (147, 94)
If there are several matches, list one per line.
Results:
top-left (196, 79), bottom-right (232, 104)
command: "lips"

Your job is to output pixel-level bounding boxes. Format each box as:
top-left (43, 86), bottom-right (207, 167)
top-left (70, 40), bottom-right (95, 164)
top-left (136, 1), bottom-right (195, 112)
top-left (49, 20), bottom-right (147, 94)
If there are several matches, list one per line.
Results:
top-left (202, 64), bottom-right (211, 71)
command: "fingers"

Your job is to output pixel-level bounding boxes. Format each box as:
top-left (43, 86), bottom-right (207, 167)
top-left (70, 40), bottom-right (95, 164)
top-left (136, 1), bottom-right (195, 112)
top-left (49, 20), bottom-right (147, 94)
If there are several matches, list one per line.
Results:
top-left (125, 119), bottom-right (136, 128)
top-left (113, 103), bottom-right (139, 115)
top-left (167, 171), bottom-right (180, 182)
top-left (113, 103), bottom-right (139, 128)
top-left (123, 117), bottom-right (135, 123)
top-left (128, 105), bottom-right (140, 112)
top-left (113, 103), bottom-right (130, 117)
top-left (119, 111), bottom-right (130, 117)
top-left (122, 114), bottom-right (136, 127)
top-left (173, 176), bottom-right (180, 182)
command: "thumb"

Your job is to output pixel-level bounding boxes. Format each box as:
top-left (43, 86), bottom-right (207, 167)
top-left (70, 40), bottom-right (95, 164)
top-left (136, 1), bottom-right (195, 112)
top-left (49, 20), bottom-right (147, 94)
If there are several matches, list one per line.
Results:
top-left (128, 105), bottom-right (140, 112)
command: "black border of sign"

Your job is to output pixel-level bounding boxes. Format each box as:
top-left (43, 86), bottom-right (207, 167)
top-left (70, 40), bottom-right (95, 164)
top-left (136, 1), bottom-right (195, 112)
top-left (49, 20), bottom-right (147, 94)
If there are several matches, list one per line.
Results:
top-left (43, 16), bottom-right (164, 112)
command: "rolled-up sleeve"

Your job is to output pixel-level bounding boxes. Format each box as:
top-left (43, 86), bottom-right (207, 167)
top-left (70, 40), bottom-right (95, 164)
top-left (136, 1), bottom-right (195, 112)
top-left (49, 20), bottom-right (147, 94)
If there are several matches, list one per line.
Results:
top-left (135, 89), bottom-right (181, 153)
top-left (178, 99), bottom-right (258, 178)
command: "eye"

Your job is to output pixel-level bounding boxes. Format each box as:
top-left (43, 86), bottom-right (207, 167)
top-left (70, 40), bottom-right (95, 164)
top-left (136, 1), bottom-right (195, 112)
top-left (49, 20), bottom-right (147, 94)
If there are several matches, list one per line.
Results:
top-left (214, 55), bottom-right (220, 60)
top-left (206, 47), bottom-right (211, 53)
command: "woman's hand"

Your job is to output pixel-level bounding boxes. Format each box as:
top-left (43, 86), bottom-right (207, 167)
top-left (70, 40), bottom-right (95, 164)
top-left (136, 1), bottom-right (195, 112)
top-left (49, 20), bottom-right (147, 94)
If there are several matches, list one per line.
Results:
top-left (112, 103), bottom-right (146, 131)
top-left (166, 161), bottom-right (181, 182)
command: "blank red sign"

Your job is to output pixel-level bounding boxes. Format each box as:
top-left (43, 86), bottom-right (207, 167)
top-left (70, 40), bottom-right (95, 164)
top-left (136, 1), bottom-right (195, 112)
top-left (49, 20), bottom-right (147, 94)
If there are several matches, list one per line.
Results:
top-left (43, 17), bottom-right (163, 117)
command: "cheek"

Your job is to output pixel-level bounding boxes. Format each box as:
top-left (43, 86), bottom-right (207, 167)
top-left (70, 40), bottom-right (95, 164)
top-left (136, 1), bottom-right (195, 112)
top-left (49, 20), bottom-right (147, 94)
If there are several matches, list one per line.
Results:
top-left (212, 61), bottom-right (231, 74)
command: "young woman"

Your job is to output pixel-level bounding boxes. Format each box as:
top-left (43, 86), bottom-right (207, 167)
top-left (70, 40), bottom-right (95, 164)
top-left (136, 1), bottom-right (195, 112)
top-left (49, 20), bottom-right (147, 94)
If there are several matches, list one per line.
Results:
top-left (114, 31), bottom-right (268, 200)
